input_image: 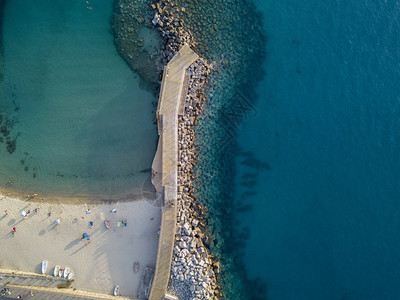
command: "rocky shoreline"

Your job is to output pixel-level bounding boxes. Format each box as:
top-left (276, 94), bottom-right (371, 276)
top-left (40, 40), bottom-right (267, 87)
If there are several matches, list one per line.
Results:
top-left (148, 1), bottom-right (223, 299)
top-left (112, 0), bottom-right (248, 298)
top-left (168, 58), bottom-right (223, 299)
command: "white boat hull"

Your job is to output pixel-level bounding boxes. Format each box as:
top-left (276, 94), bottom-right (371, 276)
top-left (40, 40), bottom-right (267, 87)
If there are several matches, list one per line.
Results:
top-left (67, 271), bottom-right (74, 280)
top-left (114, 285), bottom-right (119, 296)
top-left (63, 267), bottom-right (69, 278)
top-left (42, 260), bottom-right (48, 274)
top-left (54, 266), bottom-right (60, 277)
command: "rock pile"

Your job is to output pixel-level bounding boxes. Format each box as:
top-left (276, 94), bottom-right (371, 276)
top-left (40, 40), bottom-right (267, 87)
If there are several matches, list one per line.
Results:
top-left (111, 0), bottom-right (161, 92)
top-left (150, 0), bottom-right (197, 67)
top-left (113, 0), bottom-right (227, 298)
top-left (148, 2), bottom-right (224, 299)
top-left (168, 59), bottom-right (223, 299)
top-left (112, 0), bottom-right (267, 298)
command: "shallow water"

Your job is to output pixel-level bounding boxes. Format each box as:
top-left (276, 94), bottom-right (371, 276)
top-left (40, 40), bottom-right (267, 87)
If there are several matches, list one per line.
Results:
top-left (0, 0), bottom-right (157, 197)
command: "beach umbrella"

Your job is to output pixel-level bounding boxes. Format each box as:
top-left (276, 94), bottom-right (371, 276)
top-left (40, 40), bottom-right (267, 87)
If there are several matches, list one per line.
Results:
top-left (55, 219), bottom-right (61, 225)
top-left (82, 233), bottom-right (88, 239)
top-left (20, 211), bottom-right (26, 217)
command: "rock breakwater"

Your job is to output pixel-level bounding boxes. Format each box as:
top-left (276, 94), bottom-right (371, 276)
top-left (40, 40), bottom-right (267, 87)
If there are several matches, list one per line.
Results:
top-left (146, 1), bottom-right (225, 298)
top-left (168, 58), bottom-right (223, 299)
top-left (112, 0), bottom-right (267, 298)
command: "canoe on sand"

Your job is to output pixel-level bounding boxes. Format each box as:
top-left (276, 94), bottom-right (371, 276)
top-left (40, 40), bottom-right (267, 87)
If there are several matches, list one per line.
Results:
top-left (105, 219), bottom-right (111, 229)
top-left (63, 267), bottom-right (70, 278)
top-left (42, 260), bottom-right (48, 274)
top-left (67, 271), bottom-right (74, 280)
top-left (114, 285), bottom-right (119, 296)
top-left (54, 266), bottom-right (60, 277)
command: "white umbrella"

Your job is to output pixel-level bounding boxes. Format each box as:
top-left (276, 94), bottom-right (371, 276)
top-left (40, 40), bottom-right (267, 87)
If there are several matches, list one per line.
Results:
top-left (20, 211), bottom-right (26, 217)
top-left (55, 219), bottom-right (61, 225)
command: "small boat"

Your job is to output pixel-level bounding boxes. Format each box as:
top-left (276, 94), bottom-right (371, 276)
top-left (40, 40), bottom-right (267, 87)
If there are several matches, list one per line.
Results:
top-left (63, 267), bottom-right (70, 278)
top-left (59, 268), bottom-right (63, 277)
top-left (67, 271), bottom-right (74, 280)
top-left (105, 219), bottom-right (111, 229)
top-left (114, 285), bottom-right (119, 296)
top-left (133, 262), bottom-right (139, 273)
top-left (42, 260), bottom-right (48, 274)
top-left (53, 265), bottom-right (60, 277)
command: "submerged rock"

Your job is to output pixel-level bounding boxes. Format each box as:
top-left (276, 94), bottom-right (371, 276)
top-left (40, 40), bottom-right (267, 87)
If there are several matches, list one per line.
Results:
top-left (6, 139), bottom-right (16, 153)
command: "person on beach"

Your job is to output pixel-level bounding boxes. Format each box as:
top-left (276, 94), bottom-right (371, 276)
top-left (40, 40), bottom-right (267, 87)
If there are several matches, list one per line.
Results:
top-left (4, 210), bottom-right (9, 217)
top-left (7, 180), bottom-right (13, 185)
top-left (12, 227), bottom-right (16, 237)
top-left (1, 288), bottom-right (10, 296)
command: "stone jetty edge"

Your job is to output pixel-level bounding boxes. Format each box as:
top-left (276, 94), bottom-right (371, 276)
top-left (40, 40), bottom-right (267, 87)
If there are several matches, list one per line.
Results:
top-left (148, 1), bottom-right (223, 300)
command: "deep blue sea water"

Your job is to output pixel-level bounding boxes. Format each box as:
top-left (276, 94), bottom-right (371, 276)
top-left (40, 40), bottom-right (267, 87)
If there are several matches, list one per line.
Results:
top-left (236, 0), bottom-right (400, 299)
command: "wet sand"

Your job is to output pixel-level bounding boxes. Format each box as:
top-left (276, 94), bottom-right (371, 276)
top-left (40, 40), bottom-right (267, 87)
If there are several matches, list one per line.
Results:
top-left (0, 184), bottom-right (152, 205)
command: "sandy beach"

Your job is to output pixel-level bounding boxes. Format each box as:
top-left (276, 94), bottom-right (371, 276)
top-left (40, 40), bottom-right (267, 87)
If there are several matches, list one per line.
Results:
top-left (0, 193), bottom-right (161, 298)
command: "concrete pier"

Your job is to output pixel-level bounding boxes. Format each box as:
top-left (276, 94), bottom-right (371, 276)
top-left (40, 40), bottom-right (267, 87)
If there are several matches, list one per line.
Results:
top-left (149, 44), bottom-right (199, 300)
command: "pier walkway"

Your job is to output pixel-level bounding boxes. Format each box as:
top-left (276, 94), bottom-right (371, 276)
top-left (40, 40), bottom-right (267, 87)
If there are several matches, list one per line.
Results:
top-left (150, 44), bottom-right (198, 300)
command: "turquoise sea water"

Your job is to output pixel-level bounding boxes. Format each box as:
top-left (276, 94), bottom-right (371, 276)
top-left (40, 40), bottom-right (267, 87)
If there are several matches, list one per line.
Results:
top-left (0, 0), bottom-right (157, 197)
top-left (235, 0), bottom-right (400, 299)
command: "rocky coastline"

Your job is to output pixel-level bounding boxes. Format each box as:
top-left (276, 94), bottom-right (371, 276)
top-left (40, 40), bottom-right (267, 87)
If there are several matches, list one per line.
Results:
top-left (112, 0), bottom-right (267, 298)
top-left (148, 1), bottom-right (223, 298)
top-left (113, 0), bottom-right (222, 298)
top-left (167, 58), bottom-right (223, 299)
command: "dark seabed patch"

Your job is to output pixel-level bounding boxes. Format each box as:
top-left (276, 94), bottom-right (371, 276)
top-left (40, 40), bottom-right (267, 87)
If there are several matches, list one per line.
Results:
top-left (111, 0), bottom-right (162, 94)
top-left (0, 99), bottom-right (20, 154)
